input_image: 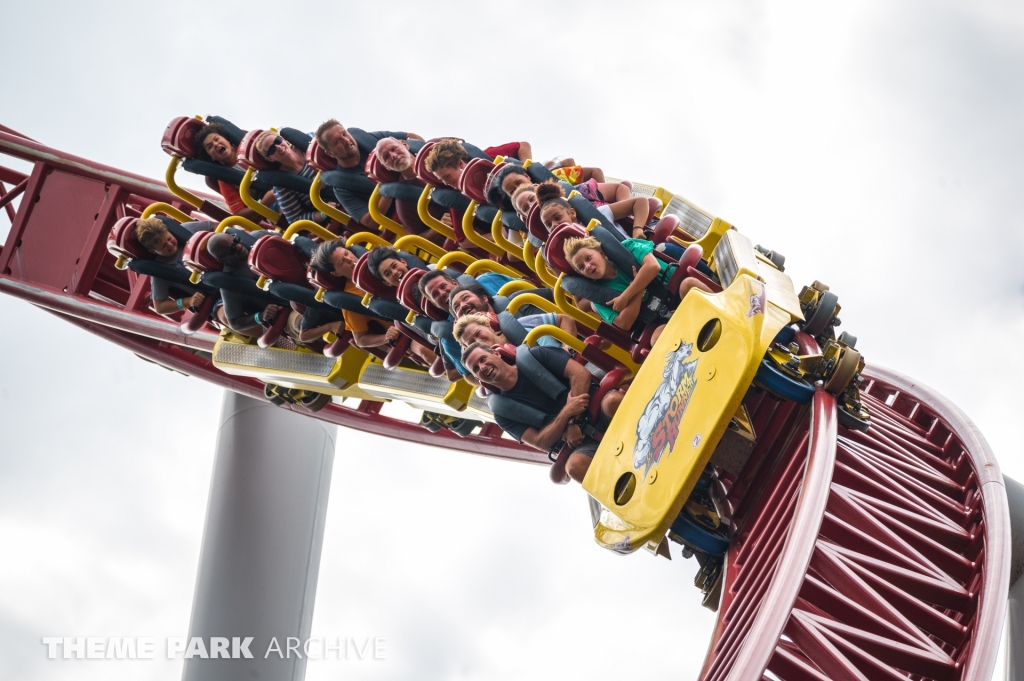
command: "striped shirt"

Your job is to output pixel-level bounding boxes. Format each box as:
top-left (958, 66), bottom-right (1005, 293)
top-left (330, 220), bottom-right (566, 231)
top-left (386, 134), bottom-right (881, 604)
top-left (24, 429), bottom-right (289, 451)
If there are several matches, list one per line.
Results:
top-left (272, 162), bottom-right (319, 225)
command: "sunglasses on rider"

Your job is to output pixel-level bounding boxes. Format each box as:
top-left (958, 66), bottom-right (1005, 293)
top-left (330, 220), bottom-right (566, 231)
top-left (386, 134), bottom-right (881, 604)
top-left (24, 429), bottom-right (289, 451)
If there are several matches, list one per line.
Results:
top-left (263, 135), bottom-right (284, 158)
top-left (213, 234), bottom-right (244, 261)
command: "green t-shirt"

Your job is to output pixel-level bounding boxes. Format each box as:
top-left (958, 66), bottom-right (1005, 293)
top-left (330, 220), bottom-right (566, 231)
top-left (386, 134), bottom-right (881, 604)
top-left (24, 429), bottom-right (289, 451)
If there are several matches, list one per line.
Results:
top-left (592, 239), bottom-right (672, 324)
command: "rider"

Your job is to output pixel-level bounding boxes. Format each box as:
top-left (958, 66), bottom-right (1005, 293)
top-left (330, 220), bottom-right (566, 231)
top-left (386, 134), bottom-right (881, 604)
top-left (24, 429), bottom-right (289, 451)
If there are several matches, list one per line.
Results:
top-left (460, 342), bottom-right (621, 483)
top-left (314, 119), bottom-right (424, 230)
top-left (134, 217), bottom-right (212, 317)
top-left (563, 233), bottom-right (711, 340)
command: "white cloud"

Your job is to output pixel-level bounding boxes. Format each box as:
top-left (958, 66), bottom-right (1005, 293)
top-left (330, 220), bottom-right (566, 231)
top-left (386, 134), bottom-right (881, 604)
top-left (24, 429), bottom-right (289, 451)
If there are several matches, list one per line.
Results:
top-left (1, 1), bottom-right (1022, 679)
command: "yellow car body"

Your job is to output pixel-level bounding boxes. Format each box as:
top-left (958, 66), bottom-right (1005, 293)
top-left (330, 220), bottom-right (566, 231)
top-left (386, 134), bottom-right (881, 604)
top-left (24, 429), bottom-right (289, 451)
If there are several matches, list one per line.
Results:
top-left (582, 231), bottom-right (804, 554)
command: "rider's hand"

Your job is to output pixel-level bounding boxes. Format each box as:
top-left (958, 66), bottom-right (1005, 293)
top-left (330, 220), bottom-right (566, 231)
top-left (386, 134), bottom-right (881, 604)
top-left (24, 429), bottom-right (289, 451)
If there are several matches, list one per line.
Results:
top-left (563, 424), bottom-right (584, 448)
top-left (564, 392), bottom-right (590, 418)
top-left (188, 292), bottom-right (205, 309)
top-left (385, 326), bottom-right (401, 343)
top-left (262, 304), bottom-right (281, 322)
top-left (608, 293), bottom-right (632, 313)
top-left (440, 213), bottom-right (453, 227)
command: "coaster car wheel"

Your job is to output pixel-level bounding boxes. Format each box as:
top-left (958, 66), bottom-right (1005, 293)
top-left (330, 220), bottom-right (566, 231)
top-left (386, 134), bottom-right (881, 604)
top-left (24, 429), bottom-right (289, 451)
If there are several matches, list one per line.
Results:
top-left (670, 512), bottom-right (730, 557)
top-left (755, 357), bottom-right (815, 404)
top-left (299, 391), bottom-right (332, 413)
top-left (838, 403), bottom-right (871, 432)
top-left (264, 383), bottom-right (287, 406)
top-left (823, 346), bottom-right (861, 395)
top-left (448, 417), bottom-right (482, 438)
top-left (802, 290), bottom-right (839, 337)
top-left (419, 412), bottom-right (444, 432)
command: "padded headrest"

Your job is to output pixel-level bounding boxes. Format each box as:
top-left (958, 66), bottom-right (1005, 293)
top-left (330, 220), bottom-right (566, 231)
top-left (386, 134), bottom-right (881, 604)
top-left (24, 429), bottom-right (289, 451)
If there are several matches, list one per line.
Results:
top-left (428, 187), bottom-right (471, 212)
top-left (279, 128), bottom-right (310, 153)
top-left (248, 235), bottom-right (310, 287)
top-left (679, 244), bottom-right (704, 272)
top-left (459, 158), bottom-right (496, 204)
top-left (527, 202), bottom-right (547, 243)
top-left (253, 169), bottom-right (314, 194)
top-left (413, 140), bottom-right (445, 187)
top-left (182, 232), bottom-right (223, 275)
top-left (206, 116), bottom-right (246, 146)
top-left (107, 216), bottom-right (148, 261)
top-left (395, 268), bottom-right (425, 314)
top-left (307, 266), bottom-right (347, 292)
top-left (161, 117), bottom-right (203, 159)
top-left (501, 211), bottom-right (526, 234)
top-left (494, 343), bottom-right (517, 365)
top-left (365, 151), bottom-right (400, 184)
top-left (352, 252), bottom-right (396, 300)
top-left (305, 139), bottom-right (337, 172)
top-left (651, 214), bottom-right (681, 244)
top-left (543, 223), bottom-right (587, 275)
top-left (525, 162), bottom-right (558, 183)
top-left (236, 129), bottom-right (276, 171)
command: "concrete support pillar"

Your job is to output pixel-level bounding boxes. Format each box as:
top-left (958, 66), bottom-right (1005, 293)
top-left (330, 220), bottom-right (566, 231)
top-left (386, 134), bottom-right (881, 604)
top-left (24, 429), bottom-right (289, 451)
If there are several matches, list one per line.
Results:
top-left (1005, 475), bottom-right (1024, 681)
top-left (182, 391), bottom-right (337, 681)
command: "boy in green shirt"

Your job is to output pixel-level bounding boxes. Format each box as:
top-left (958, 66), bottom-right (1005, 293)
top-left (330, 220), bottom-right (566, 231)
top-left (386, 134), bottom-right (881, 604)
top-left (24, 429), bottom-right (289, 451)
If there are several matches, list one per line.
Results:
top-left (564, 235), bottom-right (711, 339)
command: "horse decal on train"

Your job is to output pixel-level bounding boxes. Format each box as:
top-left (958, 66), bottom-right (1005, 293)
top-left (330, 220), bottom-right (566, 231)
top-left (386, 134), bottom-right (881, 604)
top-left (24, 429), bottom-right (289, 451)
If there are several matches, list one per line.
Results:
top-left (748, 281), bottom-right (766, 317)
top-left (633, 341), bottom-right (699, 475)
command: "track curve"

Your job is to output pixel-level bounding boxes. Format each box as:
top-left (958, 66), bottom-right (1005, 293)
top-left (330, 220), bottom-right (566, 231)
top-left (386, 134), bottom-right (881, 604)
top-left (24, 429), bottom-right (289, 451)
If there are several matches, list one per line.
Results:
top-left (701, 365), bottom-right (1010, 681)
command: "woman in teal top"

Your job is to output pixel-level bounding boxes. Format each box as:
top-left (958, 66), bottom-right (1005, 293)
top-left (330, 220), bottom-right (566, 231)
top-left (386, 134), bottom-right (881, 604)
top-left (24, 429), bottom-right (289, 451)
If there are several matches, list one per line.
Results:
top-left (563, 234), bottom-right (712, 335)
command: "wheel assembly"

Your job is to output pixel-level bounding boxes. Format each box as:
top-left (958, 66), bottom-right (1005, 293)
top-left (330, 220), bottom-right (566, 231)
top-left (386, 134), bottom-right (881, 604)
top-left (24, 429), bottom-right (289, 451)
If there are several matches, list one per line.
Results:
top-left (263, 383), bottom-right (287, 406)
top-left (755, 357), bottom-right (815, 404)
top-left (299, 391), bottom-right (332, 413)
top-left (802, 289), bottom-right (839, 337)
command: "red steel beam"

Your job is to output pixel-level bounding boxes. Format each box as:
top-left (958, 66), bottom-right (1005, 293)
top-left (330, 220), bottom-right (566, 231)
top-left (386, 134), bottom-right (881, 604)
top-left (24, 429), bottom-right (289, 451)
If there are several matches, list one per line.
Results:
top-left (0, 129), bottom-right (223, 207)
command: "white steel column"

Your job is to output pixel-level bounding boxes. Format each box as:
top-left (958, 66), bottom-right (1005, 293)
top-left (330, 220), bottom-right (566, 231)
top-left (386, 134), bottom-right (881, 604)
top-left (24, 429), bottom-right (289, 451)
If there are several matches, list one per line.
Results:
top-left (1006, 475), bottom-right (1024, 681)
top-left (182, 391), bottom-right (337, 681)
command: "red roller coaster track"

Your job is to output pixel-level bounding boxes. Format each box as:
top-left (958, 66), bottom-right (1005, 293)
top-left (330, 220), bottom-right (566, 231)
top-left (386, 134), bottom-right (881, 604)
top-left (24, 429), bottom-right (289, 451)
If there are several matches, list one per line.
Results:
top-left (0, 126), bottom-right (1009, 680)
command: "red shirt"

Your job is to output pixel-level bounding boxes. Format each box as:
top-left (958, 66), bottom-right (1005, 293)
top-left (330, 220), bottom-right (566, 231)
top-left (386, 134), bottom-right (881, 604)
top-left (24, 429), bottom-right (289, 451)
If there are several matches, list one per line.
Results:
top-left (217, 180), bottom-right (246, 214)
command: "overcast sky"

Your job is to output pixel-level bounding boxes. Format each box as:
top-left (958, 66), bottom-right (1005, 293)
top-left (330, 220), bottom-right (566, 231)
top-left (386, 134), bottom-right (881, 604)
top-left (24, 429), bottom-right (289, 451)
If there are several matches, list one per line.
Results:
top-left (2, 1), bottom-right (1023, 679)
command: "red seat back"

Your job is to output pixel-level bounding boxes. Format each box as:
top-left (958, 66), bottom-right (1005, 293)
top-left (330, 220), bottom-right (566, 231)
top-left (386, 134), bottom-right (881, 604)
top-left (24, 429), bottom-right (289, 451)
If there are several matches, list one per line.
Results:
top-left (421, 295), bottom-right (448, 322)
top-left (651, 214), bottom-right (681, 244)
top-left (107, 216), bottom-right (149, 262)
top-left (182, 232), bottom-right (223, 275)
top-left (236, 129), bottom-right (275, 171)
top-left (543, 223), bottom-right (587, 275)
top-left (679, 243), bottom-right (703, 273)
top-left (395, 268), bottom-right (424, 313)
top-left (493, 343), bottom-right (517, 365)
top-left (526, 202), bottom-right (547, 243)
top-left (307, 267), bottom-right (347, 292)
top-left (647, 197), bottom-right (663, 217)
top-left (305, 139), bottom-right (337, 172)
top-left (248, 235), bottom-right (310, 286)
top-left (353, 252), bottom-right (396, 300)
top-left (161, 117), bottom-right (203, 159)
top-left (413, 140), bottom-right (444, 187)
top-left (459, 158), bottom-right (496, 204)
top-left (365, 151), bottom-right (400, 184)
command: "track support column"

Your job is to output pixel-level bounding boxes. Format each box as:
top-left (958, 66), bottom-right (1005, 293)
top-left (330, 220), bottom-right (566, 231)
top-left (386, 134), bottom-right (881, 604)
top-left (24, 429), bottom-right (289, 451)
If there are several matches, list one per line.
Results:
top-left (182, 391), bottom-right (337, 681)
top-left (1006, 475), bottom-right (1024, 681)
